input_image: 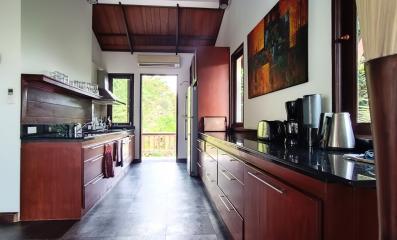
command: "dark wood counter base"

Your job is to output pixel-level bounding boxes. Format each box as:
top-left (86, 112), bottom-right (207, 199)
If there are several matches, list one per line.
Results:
top-left (198, 133), bottom-right (378, 240)
top-left (20, 133), bottom-right (135, 221)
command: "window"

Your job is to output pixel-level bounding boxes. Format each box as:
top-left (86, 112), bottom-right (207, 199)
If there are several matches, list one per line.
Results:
top-left (356, 21), bottom-right (370, 123)
top-left (108, 74), bottom-right (134, 125)
top-left (231, 44), bottom-right (244, 127)
top-left (332, 0), bottom-right (371, 135)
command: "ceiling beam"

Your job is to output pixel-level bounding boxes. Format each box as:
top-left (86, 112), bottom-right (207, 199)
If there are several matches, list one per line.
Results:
top-left (119, 2), bottom-right (134, 54)
top-left (176, 4), bottom-right (180, 55)
top-left (96, 33), bottom-right (216, 42)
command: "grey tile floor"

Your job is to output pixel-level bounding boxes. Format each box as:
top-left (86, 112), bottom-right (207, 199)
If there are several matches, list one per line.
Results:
top-left (0, 161), bottom-right (229, 240)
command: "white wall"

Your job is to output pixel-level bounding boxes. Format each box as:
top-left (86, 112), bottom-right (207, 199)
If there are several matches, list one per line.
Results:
top-left (21, 0), bottom-right (93, 83)
top-left (102, 52), bottom-right (194, 159)
top-left (0, 0), bottom-right (21, 213)
top-left (217, 0), bottom-right (332, 129)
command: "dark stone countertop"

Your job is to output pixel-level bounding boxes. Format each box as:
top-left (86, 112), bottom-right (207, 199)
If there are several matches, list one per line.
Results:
top-left (21, 129), bottom-right (134, 142)
top-left (200, 131), bottom-right (376, 187)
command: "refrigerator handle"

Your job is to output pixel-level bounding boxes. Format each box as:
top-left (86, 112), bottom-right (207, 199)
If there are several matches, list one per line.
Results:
top-left (185, 118), bottom-right (187, 141)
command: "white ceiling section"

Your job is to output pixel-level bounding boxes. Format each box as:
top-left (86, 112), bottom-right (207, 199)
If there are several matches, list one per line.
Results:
top-left (97, 0), bottom-right (220, 8)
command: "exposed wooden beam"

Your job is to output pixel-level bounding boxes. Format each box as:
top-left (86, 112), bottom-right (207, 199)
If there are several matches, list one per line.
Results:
top-left (101, 45), bottom-right (197, 53)
top-left (119, 2), bottom-right (134, 54)
top-left (176, 4), bottom-right (180, 55)
top-left (96, 33), bottom-right (216, 42)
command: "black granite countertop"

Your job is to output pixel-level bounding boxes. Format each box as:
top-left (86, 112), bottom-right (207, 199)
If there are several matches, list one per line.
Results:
top-left (200, 132), bottom-right (376, 187)
top-left (21, 129), bottom-right (134, 142)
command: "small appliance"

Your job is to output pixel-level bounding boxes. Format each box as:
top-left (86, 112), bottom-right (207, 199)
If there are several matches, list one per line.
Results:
top-left (318, 113), bottom-right (333, 149)
top-left (327, 112), bottom-right (356, 149)
top-left (285, 100), bottom-right (300, 145)
top-left (257, 120), bottom-right (285, 142)
top-left (302, 94), bottom-right (322, 147)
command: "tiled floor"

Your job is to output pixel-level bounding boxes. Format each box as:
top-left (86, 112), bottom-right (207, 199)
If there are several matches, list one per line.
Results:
top-left (0, 161), bottom-right (228, 240)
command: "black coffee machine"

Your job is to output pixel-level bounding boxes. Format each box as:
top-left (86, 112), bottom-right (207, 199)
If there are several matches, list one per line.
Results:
top-left (285, 99), bottom-right (302, 145)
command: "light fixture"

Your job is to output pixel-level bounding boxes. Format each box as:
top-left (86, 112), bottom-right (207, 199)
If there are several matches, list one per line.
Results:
top-left (219, 0), bottom-right (229, 10)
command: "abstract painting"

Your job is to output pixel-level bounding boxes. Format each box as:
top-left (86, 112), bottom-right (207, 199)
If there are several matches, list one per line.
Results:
top-left (247, 0), bottom-right (308, 98)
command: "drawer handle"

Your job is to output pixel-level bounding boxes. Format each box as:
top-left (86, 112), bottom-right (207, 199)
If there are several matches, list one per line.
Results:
top-left (91, 176), bottom-right (102, 185)
top-left (248, 172), bottom-right (284, 195)
top-left (196, 148), bottom-right (203, 153)
top-left (89, 144), bottom-right (104, 150)
top-left (221, 169), bottom-right (236, 181)
top-left (197, 162), bottom-right (202, 168)
top-left (218, 195), bottom-right (234, 212)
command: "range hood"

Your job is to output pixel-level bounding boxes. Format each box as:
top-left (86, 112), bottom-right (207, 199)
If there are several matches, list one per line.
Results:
top-left (94, 70), bottom-right (125, 105)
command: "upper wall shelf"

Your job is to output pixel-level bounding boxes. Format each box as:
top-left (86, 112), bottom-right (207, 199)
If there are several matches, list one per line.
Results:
top-left (21, 74), bottom-right (102, 100)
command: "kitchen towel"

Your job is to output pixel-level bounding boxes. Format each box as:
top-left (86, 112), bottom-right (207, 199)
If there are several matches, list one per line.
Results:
top-left (114, 140), bottom-right (124, 167)
top-left (103, 144), bottom-right (114, 178)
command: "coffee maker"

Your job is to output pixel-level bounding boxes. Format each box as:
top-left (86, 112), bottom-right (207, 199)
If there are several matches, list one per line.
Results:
top-left (285, 100), bottom-right (300, 145)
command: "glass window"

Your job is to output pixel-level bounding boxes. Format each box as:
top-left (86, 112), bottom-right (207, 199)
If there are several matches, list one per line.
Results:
top-left (356, 20), bottom-right (370, 123)
top-left (231, 44), bottom-right (244, 126)
top-left (235, 55), bottom-right (244, 123)
top-left (109, 75), bottom-right (133, 125)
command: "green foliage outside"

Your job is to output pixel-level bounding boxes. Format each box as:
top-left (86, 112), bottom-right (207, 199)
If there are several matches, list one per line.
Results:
top-left (142, 76), bottom-right (176, 133)
top-left (112, 79), bottom-right (130, 123)
top-left (142, 75), bottom-right (177, 158)
top-left (357, 56), bottom-right (371, 123)
top-left (357, 21), bottom-right (371, 123)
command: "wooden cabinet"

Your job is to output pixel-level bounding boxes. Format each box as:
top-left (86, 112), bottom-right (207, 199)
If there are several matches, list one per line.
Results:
top-left (196, 47), bottom-right (230, 132)
top-left (200, 135), bottom-right (378, 240)
top-left (21, 132), bottom-right (135, 221)
top-left (218, 164), bottom-right (244, 216)
top-left (244, 165), bottom-right (322, 240)
top-left (214, 187), bottom-right (244, 240)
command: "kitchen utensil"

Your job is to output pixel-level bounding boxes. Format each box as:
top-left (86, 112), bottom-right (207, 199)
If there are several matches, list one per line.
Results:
top-left (327, 112), bottom-right (355, 149)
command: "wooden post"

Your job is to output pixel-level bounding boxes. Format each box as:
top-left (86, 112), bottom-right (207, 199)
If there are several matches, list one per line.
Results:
top-left (365, 53), bottom-right (397, 239)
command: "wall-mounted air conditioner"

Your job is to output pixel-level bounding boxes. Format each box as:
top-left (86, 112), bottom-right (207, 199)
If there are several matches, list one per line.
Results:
top-left (137, 55), bottom-right (181, 68)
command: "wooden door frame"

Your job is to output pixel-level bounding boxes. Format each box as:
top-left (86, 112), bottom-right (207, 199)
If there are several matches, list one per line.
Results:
top-left (139, 74), bottom-right (179, 162)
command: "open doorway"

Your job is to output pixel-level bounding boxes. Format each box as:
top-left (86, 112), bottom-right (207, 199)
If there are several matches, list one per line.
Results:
top-left (140, 74), bottom-right (178, 161)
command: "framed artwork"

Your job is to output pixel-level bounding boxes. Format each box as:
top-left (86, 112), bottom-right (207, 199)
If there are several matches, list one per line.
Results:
top-left (247, 0), bottom-right (308, 98)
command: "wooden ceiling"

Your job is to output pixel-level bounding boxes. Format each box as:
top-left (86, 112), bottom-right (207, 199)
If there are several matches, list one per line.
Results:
top-left (93, 4), bottom-right (225, 53)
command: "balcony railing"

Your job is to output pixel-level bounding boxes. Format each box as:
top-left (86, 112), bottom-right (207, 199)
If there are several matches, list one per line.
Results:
top-left (142, 132), bottom-right (176, 157)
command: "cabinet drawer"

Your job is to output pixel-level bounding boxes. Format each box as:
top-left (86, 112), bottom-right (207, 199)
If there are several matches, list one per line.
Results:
top-left (84, 174), bottom-right (106, 210)
top-left (218, 164), bottom-right (244, 215)
top-left (205, 142), bottom-right (217, 160)
top-left (83, 144), bottom-right (104, 161)
top-left (122, 137), bottom-right (130, 160)
top-left (213, 189), bottom-right (243, 240)
top-left (218, 150), bottom-right (244, 183)
top-left (202, 152), bottom-right (217, 182)
top-left (83, 155), bottom-right (103, 185)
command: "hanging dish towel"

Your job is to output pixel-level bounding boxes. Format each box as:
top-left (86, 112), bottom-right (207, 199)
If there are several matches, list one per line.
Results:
top-left (103, 144), bottom-right (114, 178)
top-left (113, 140), bottom-right (124, 167)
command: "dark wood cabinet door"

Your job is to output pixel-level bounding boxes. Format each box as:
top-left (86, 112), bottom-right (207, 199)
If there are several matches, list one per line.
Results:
top-left (244, 165), bottom-right (322, 240)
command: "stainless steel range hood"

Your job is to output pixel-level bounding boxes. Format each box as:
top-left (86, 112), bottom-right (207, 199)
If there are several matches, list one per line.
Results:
top-left (93, 70), bottom-right (125, 105)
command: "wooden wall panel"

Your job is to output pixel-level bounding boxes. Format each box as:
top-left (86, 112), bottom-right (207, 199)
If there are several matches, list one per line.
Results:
top-left (197, 47), bottom-right (230, 132)
top-left (22, 86), bottom-right (91, 124)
